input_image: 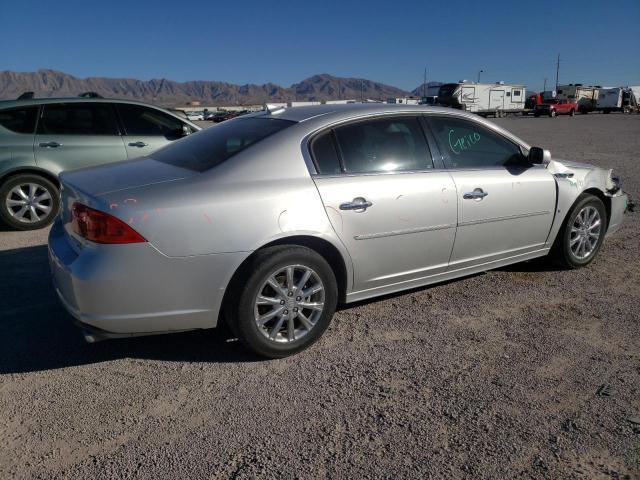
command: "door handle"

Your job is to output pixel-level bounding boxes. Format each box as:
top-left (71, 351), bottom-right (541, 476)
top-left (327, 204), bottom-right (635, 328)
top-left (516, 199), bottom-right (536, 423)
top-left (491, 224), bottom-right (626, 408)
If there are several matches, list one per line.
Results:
top-left (39, 141), bottom-right (61, 148)
top-left (463, 189), bottom-right (488, 200)
top-left (339, 197), bottom-right (373, 211)
top-left (128, 141), bottom-right (148, 147)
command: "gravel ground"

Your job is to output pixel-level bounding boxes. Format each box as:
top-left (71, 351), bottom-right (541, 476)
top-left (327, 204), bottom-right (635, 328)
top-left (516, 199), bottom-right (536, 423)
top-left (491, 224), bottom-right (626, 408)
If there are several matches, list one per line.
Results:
top-left (1, 114), bottom-right (638, 479)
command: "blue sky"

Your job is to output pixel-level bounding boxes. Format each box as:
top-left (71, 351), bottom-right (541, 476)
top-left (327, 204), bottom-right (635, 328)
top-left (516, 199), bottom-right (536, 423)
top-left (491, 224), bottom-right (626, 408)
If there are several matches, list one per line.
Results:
top-left (1, 0), bottom-right (638, 92)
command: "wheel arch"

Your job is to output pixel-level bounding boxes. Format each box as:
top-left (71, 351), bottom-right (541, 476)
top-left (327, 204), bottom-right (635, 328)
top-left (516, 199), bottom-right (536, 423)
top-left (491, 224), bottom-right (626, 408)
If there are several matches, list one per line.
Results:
top-left (237, 235), bottom-right (349, 301)
top-left (0, 167), bottom-right (60, 189)
top-left (218, 234), bottom-right (351, 328)
top-left (547, 185), bottom-right (611, 248)
top-left (582, 187), bottom-right (611, 227)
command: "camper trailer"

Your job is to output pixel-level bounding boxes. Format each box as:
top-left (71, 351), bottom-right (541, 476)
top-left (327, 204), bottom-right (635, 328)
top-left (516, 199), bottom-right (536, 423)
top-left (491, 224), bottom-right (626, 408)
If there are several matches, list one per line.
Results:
top-left (596, 87), bottom-right (624, 113)
top-left (627, 86), bottom-right (640, 113)
top-left (437, 81), bottom-right (526, 117)
top-left (556, 84), bottom-right (599, 113)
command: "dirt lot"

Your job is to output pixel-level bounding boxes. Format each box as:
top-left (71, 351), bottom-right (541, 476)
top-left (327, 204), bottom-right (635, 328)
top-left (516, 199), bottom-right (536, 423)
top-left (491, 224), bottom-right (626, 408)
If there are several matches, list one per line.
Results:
top-left (1, 114), bottom-right (638, 479)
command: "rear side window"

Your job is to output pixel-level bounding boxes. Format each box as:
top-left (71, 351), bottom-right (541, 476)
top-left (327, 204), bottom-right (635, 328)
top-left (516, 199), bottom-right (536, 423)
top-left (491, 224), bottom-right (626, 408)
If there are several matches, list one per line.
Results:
top-left (0, 106), bottom-right (39, 134)
top-left (152, 117), bottom-right (295, 172)
top-left (428, 116), bottom-right (523, 169)
top-left (38, 103), bottom-right (119, 135)
top-left (333, 117), bottom-right (432, 174)
top-left (310, 131), bottom-right (341, 175)
top-left (117, 104), bottom-right (187, 137)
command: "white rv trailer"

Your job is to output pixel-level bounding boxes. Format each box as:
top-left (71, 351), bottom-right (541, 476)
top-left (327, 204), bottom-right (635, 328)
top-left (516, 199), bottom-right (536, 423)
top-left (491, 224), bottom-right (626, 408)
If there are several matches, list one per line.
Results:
top-left (556, 84), bottom-right (599, 113)
top-left (437, 81), bottom-right (526, 116)
top-left (596, 87), bottom-right (624, 113)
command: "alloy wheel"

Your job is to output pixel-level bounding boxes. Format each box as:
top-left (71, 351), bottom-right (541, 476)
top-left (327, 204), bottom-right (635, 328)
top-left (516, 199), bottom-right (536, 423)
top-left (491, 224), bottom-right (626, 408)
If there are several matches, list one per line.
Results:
top-left (253, 264), bottom-right (325, 343)
top-left (5, 183), bottom-right (53, 224)
top-left (569, 205), bottom-right (602, 260)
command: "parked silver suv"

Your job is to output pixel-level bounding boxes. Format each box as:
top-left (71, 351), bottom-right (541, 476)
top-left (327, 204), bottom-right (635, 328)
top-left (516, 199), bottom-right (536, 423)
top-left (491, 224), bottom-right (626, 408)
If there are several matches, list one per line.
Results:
top-left (0, 97), bottom-right (199, 230)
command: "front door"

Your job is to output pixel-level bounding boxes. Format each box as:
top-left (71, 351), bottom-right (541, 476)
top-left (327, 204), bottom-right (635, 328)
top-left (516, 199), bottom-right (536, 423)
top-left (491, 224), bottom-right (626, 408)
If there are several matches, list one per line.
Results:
top-left (115, 104), bottom-right (191, 160)
top-left (34, 102), bottom-right (127, 175)
top-left (426, 115), bottom-right (556, 270)
top-left (310, 116), bottom-right (458, 294)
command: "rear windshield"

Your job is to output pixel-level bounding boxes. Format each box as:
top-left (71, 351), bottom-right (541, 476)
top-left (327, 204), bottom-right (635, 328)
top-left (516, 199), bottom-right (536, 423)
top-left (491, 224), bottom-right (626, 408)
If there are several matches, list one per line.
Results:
top-left (152, 117), bottom-right (295, 172)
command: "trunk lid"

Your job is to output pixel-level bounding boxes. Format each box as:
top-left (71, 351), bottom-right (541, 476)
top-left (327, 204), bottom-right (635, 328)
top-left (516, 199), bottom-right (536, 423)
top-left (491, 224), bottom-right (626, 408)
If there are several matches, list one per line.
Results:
top-left (59, 157), bottom-right (196, 197)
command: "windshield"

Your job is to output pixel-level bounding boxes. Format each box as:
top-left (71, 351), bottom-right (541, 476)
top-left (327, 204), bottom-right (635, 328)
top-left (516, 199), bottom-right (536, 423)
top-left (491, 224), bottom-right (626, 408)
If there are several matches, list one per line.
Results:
top-left (438, 84), bottom-right (458, 97)
top-left (152, 117), bottom-right (295, 172)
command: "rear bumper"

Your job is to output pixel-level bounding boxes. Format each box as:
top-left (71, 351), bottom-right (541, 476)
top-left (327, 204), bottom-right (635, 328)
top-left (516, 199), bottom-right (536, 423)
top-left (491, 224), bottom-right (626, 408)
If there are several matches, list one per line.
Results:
top-left (606, 192), bottom-right (631, 236)
top-left (48, 219), bottom-right (246, 338)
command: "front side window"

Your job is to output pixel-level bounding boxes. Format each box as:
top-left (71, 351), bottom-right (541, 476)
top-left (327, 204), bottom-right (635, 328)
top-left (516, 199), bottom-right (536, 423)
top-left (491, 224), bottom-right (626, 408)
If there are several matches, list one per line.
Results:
top-left (429, 116), bottom-right (524, 169)
top-left (152, 117), bottom-right (295, 172)
top-left (117, 104), bottom-right (187, 137)
top-left (0, 106), bottom-right (39, 134)
top-left (38, 103), bottom-right (119, 135)
top-left (333, 117), bottom-right (432, 174)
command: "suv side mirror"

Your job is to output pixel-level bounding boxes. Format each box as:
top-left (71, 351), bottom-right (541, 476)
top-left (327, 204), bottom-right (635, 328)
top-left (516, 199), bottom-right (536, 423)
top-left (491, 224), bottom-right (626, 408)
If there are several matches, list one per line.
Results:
top-left (528, 146), bottom-right (551, 165)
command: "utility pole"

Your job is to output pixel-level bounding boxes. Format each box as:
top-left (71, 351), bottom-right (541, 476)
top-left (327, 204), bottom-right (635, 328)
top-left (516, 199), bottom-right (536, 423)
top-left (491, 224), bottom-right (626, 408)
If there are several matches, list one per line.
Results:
top-left (555, 54), bottom-right (560, 91)
top-left (360, 79), bottom-right (364, 103)
top-left (423, 67), bottom-right (427, 98)
top-left (543, 77), bottom-right (547, 93)
top-left (477, 69), bottom-right (484, 83)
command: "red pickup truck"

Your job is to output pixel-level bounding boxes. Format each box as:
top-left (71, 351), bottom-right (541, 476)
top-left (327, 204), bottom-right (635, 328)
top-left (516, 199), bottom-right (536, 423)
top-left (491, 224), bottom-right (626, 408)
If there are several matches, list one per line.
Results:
top-left (534, 98), bottom-right (578, 117)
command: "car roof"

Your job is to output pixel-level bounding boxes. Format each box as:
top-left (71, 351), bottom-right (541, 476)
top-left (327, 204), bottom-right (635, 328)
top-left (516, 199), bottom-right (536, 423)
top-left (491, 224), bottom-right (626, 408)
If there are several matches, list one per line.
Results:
top-left (249, 103), bottom-right (531, 150)
top-left (0, 97), bottom-right (173, 110)
top-left (253, 103), bottom-right (477, 123)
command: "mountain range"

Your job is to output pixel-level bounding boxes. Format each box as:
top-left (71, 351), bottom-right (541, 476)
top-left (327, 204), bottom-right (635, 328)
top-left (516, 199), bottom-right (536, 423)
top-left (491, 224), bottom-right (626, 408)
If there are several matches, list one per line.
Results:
top-left (0, 69), bottom-right (439, 107)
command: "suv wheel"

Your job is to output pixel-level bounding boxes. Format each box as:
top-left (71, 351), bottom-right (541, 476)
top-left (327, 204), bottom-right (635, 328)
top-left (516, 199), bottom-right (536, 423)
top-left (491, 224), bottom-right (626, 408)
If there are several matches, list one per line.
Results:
top-left (0, 174), bottom-right (60, 230)
top-left (226, 246), bottom-right (338, 358)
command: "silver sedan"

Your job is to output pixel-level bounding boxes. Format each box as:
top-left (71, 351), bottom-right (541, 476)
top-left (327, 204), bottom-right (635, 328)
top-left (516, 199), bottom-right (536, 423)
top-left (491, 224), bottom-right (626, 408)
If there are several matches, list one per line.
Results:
top-left (49, 104), bottom-right (631, 357)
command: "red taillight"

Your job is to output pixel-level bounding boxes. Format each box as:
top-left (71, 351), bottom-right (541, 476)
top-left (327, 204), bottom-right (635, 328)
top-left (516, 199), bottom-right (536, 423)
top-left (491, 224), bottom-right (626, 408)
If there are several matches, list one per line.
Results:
top-left (71, 203), bottom-right (146, 244)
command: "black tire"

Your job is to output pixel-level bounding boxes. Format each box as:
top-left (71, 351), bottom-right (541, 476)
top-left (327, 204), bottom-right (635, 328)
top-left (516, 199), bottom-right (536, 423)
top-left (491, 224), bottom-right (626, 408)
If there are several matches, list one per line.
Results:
top-left (225, 245), bottom-right (338, 358)
top-left (534, 113), bottom-right (540, 118)
top-left (0, 173), bottom-right (60, 230)
top-left (569, 109), bottom-right (575, 116)
top-left (550, 110), bottom-right (557, 117)
top-left (551, 193), bottom-right (607, 268)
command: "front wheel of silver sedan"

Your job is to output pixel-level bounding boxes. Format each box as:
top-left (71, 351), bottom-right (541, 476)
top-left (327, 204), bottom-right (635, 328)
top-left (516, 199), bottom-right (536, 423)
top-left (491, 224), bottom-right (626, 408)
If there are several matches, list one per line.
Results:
top-left (227, 246), bottom-right (338, 358)
top-left (552, 193), bottom-right (607, 268)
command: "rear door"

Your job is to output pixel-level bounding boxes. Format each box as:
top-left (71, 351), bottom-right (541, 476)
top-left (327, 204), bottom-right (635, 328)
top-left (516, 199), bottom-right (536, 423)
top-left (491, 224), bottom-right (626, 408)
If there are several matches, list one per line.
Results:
top-left (426, 115), bottom-right (556, 270)
top-left (310, 115), bottom-right (458, 294)
top-left (34, 102), bottom-right (127, 175)
top-left (116, 104), bottom-right (192, 159)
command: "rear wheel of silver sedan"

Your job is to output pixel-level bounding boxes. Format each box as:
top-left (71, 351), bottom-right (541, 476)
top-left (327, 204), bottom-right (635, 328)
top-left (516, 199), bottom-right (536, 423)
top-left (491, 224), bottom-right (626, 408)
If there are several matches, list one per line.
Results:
top-left (227, 246), bottom-right (338, 358)
top-left (552, 193), bottom-right (607, 268)
top-left (0, 174), bottom-right (60, 230)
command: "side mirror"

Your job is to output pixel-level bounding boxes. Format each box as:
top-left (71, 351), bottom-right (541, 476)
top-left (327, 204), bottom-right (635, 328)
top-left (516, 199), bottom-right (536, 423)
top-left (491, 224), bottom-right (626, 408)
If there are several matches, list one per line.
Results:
top-left (528, 146), bottom-right (551, 165)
